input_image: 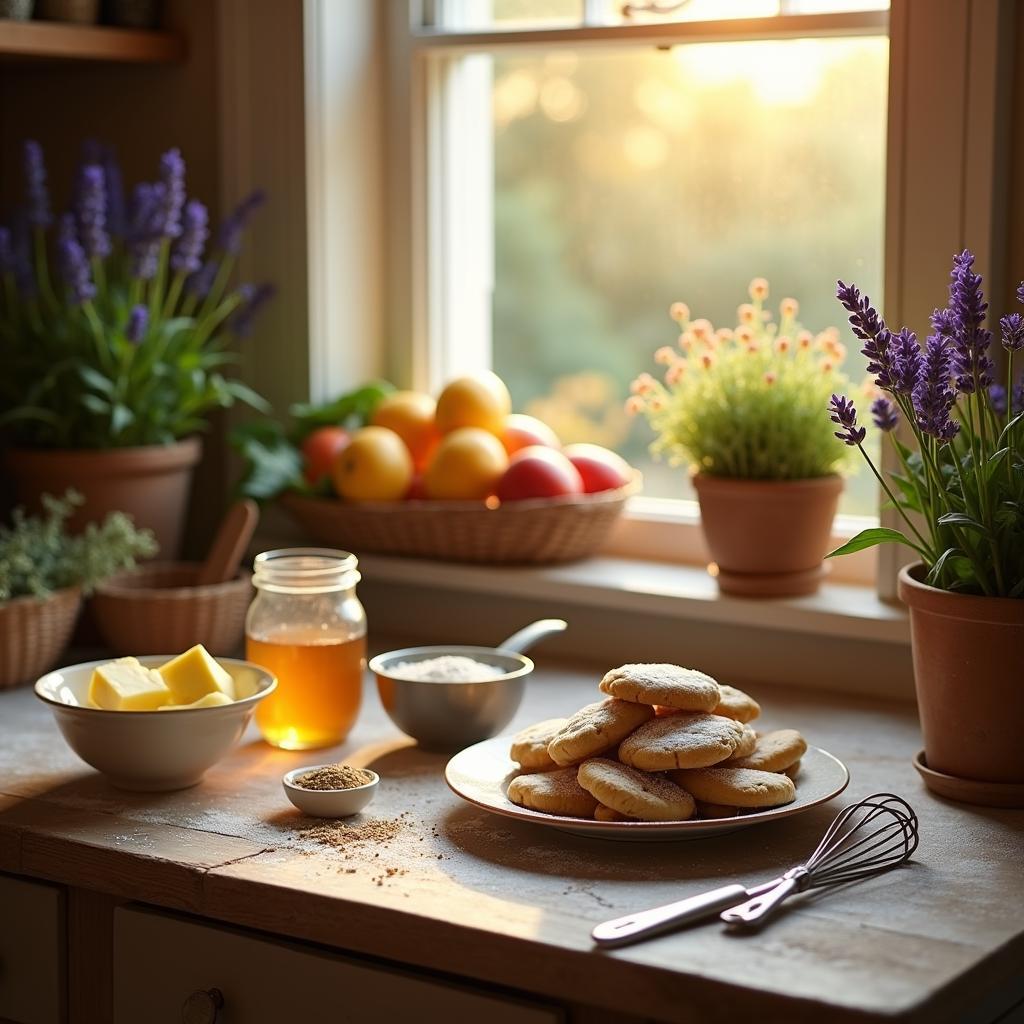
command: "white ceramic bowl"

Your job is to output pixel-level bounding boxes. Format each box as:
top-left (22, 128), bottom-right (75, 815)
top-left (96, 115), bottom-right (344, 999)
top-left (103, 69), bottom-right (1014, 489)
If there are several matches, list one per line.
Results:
top-left (282, 765), bottom-right (380, 818)
top-left (34, 656), bottom-right (277, 791)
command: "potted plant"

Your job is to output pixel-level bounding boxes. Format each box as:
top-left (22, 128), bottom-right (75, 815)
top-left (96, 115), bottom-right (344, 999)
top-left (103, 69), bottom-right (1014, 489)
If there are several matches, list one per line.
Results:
top-left (827, 251), bottom-right (1023, 802)
top-left (628, 279), bottom-right (856, 596)
top-left (0, 491), bottom-right (156, 689)
top-left (0, 140), bottom-right (272, 555)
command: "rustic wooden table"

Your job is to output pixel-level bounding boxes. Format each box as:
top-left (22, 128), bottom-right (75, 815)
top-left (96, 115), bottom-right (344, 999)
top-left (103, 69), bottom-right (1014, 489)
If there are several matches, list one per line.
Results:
top-left (0, 659), bottom-right (1022, 1023)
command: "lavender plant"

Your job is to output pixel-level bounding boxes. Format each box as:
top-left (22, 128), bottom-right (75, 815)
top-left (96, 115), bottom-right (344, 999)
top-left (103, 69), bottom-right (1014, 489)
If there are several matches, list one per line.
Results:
top-left (628, 279), bottom-right (857, 480)
top-left (0, 140), bottom-right (272, 449)
top-left (828, 250), bottom-right (1024, 597)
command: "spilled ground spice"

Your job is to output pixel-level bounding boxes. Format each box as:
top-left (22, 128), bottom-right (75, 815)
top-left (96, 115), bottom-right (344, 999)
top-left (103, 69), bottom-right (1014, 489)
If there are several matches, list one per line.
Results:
top-left (293, 764), bottom-right (374, 791)
top-left (298, 816), bottom-right (404, 849)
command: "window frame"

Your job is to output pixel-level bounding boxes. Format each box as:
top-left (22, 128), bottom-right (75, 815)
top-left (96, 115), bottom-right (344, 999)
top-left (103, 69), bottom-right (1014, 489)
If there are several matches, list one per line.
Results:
top-left (364, 0), bottom-right (1014, 597)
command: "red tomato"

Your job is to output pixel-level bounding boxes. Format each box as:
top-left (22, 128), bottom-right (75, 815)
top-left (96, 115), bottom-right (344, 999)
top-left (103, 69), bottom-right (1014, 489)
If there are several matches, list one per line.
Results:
top-left (301, 426), bottom-right (350, 487)
top-left (495, 446), bottom-right (583, 502)
top-left (563, 443), bottom-right (632, 493)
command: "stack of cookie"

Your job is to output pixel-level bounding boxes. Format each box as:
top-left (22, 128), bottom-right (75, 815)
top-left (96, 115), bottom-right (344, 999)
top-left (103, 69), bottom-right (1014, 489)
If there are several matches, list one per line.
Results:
top-left (506, 664), bottom-right (807, 822)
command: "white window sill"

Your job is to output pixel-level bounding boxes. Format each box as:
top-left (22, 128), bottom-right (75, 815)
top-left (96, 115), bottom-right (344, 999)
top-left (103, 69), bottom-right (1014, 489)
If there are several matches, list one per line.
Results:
top-left (357, 553), bottom-right (909, 646)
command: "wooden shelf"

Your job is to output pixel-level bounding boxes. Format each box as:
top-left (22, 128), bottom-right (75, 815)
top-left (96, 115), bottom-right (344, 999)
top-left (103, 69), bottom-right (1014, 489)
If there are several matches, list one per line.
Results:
top-left (0, 19), bottom-right (183, 64)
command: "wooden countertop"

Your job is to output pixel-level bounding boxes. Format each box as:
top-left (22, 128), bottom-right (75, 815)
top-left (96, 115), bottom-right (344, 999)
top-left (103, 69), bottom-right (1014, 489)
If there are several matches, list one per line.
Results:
top-left (1, 663), bottom-right (1022, 1024)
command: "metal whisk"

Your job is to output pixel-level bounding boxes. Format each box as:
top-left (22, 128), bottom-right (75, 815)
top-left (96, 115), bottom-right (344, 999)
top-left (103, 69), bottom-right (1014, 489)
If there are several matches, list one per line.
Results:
top-left (592, 793), bottom-right (919, 947)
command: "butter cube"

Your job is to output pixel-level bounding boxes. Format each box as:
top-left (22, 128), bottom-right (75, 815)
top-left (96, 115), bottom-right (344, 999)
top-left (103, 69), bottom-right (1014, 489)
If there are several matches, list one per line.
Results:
top-left (88, 658), bottom-right (172, 711)
top-left (158, 691), bottom-right (234, 711)
top-left (157, 645), bottom-right (234, 704)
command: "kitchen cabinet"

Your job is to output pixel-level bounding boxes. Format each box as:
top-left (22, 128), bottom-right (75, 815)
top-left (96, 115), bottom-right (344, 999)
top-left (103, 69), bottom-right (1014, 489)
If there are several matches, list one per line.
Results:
top-left (113, 905), bottom-right (560, 1024)
top-left (0, 874), bottom-right (65, 1024)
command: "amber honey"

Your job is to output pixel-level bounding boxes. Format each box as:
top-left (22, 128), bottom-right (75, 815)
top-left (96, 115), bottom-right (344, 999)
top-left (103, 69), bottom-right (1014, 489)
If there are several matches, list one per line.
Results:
top-left (247, 631), bottom-right (366, 750)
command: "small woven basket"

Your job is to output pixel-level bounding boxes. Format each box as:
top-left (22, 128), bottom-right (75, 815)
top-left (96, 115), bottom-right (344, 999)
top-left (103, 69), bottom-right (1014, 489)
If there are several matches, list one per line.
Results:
top-left (92, 562), bottom-right (252, 657)
top-left (281, 484), bottom-right (635, 565)
top-left (0, 587), bottom-right (82, 690)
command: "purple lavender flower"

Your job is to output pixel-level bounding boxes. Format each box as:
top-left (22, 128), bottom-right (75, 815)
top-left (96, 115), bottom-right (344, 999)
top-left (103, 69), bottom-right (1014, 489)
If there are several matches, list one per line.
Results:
top-left (10, 214), bottom-right (36, 296)
top-left (75, 164), bottom-right (111, 260)
top-left (23, 140), bottom-right (51, 229)
top-left (156, 148), bottom-right (186, 238)
top-left (125, 304), bottom-right (148, 344)
top-left (1000, 312), bottom-right (1024, 352)
top-left (218, 189), bottom-right (266, 254)
top-left (835, 281), bottom-right (897, 391)
top-left (890, 328), bottom-right (922, 396)
top-left (829, 394), bottom-right (866, 447)
top-left (171, 200), bottom-right (208, 275)
top-left (871, 396), bottom-right (899, 432)
top-left (947, 250), bottom-right (994, 394)
top-left (1017, 281), bottom-right (1024, 306)
top-left (103, 147), bottom-right (126, 239)
top-left (127, 182), bottom-right (165, 281)
top-left (913, 334), bottom-right (959, 443)
top-left (186, 258), bottom-right (218, 299)
top-left (0, 227), bottom-right (12, 275)
top-left (988, 383), bottom-right (1008, 416)
top-left (57, 214), bottom-right (96, 305)
top-left (231, 282), bottom-right (275, 337)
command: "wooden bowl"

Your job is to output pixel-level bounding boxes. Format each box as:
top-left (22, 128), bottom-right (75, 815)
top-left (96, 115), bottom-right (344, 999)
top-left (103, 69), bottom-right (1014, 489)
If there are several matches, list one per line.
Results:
top-left (280, 482), bottom-right (636, 565)
top-left (92, 562), bottom-right (252, 657)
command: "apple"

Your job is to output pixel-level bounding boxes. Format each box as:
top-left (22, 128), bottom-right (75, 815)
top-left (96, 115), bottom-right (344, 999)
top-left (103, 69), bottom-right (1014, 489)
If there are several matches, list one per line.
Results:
top-left (501, 413), bottom-right (561, 456)
top-left (563, 443), bottom-right (632, 493)
top-left (301, 426), bottom-right (350, 487)
top-left (496, 446), bottom-right (583, 502)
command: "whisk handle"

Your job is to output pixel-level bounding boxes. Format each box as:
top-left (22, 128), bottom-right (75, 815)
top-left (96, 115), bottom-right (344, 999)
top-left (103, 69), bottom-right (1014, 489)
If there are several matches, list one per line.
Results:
top-left (720, 870), bottom-right (805, 928)
top-left (592, 884), bottom-right (751, 947)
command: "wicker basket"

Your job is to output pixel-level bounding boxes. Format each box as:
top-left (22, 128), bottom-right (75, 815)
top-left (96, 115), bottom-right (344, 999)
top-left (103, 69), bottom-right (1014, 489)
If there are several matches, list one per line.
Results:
top-left (0, 587), bottom-right (82, 690)
top-left (92, 562), bottom-right (253, 657)
top-left (280, 484), bottom-right (635, 565)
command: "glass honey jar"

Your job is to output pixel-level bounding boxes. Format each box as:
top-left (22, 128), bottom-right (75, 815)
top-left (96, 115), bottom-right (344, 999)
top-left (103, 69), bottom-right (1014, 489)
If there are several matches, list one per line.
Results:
top-left (245, 548), bottom-right (366, 750)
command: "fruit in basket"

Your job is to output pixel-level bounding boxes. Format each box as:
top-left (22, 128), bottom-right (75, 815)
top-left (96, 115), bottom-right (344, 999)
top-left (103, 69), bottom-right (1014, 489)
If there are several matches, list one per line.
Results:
top-left (331, 426), bottom-right (413, 501)
top-left (496, 446), bottom-right (583, 502)
top-left (563, 443), bottom-right (632, 493)
top-left (424, 427), bottom-right (509, 500)
top-left (301, 426), bottom-right (351, 486)
top-left (435, 371), bottom-right (512, 436)
top-left (501, 413), bottom-right (561, 455)
top-left (370, 390), bottom-right (439, 470)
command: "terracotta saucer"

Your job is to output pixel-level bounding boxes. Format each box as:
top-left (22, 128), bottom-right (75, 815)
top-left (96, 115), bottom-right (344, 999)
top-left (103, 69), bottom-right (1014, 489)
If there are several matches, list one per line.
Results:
top-left (913, 751), bottom-right (1024, 809)
top-left (714, 562), bottom-right (829, 598)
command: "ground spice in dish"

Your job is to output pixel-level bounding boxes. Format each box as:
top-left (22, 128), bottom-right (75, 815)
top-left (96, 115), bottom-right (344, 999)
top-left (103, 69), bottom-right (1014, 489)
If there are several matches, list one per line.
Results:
top-left (390, 655), bottom-right (505, 682)
top-left (294, 764), bottom-right (374, 791)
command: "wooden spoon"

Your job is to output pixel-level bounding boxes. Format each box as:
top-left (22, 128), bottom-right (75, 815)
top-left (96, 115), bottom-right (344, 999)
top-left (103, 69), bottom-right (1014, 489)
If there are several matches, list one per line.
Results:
top-left (196, 500), bottom-right (260, 586)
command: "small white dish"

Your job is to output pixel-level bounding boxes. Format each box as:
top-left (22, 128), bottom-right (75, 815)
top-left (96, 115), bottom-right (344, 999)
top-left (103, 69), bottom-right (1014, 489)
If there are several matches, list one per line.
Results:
top-left (282, 764), bottom-right (380, 818)
top-left (34, 656), bottom-right (276, 792)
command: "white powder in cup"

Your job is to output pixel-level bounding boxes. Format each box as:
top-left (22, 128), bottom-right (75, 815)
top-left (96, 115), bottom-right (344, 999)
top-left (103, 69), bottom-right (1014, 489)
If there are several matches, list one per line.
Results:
top-left (388, 655), bottom-right (506, 683)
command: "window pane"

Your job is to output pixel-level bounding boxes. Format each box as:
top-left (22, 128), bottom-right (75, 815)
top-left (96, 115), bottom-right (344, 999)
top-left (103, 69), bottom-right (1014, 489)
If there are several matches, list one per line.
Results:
top-left (607, 0), bottom-right (887, 25)
top-left (490, 38), bottom-right (888, 515)
top-left (434, 0), bottom-right (582, 31)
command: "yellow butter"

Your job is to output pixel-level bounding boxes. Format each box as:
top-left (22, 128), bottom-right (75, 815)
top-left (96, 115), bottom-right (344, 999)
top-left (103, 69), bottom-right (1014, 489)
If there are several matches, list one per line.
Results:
top-left (158, 691), bottom-right (234, 711)
top-left (88, 657), bottom-right (172, 711)
top-left (157, 645), bottom-right (234, 704)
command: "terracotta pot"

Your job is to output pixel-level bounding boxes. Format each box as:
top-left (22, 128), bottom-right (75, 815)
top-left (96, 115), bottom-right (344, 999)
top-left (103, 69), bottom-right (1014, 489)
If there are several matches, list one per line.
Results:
top-left (692, 474), bottom-right (843, 597)
top-left (898, 564), bottom-right (1024, 793)
top-left (0, 587), bottom-right (82, 689)
top-left (6, 438), bottom-right (201, 559)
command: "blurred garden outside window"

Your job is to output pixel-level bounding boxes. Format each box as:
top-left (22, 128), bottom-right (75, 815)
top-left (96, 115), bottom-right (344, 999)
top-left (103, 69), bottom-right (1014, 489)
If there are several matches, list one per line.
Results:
top-left (394, 0), bottom-right (892, 579)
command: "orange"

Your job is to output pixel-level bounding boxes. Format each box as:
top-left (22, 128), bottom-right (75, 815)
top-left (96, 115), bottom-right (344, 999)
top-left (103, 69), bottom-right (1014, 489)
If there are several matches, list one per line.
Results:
top-left (371, 390), bottom-right (439, 469)
top-left (434, 371), bottom-right (512, 436)
top-left (331, 426), bottom-right (413, 502)
top-left (424, 427), bottom-right (509, 500)
top-left (501, 413), bottom-right (560, 455)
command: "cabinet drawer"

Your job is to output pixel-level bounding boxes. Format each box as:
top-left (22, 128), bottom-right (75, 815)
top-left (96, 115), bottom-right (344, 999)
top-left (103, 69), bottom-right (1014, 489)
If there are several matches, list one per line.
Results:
top-left (0, 874), bottom-right (65, 1024)
top-left (113, 906), bottom-right (560, 1024)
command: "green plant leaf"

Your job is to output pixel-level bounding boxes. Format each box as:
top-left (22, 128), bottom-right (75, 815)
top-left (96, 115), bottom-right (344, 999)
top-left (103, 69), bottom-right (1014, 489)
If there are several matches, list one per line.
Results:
top-left (937, 511), bottom-right (990, 535)
top-left (110, 404), bottom-right (134, 436)
top-left (826, 527), bottom-right (924, 559)
top-left (230, 428), bottom-right (304, 501)
top-left (223, 378), bottom-right (272, 413)
top-left (78, 365), bottom-right (114, 395)
top-left (289, 380), bottom-right (395, 439)
top-left (887, 472), bottom-right (924, 513)
top-left (80, 394), bottom-right (110, 415)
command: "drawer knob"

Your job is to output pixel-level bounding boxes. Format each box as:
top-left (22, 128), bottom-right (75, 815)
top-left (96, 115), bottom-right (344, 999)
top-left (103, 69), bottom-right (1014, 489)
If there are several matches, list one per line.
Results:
top-left (182, 987), bottom-right (224, 1024)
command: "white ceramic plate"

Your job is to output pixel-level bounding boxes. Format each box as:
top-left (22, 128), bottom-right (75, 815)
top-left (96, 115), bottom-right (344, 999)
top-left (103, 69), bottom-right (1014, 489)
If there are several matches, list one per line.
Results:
top-left (445, 737), bottom-right (850, 841)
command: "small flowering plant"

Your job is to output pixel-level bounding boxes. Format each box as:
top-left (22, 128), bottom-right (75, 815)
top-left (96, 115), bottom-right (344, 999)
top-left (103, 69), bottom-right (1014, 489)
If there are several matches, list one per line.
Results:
top-left (628, 279), bottom-right (857, 480)
top-left (828, 250), bottom-right (1024, 598)
top-left (0, 140), bottom-right (272, 450)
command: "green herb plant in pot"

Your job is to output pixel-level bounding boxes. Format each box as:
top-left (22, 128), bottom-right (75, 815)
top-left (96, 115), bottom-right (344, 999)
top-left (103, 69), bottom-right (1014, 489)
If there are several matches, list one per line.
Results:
top-left (1, 141), bottom-right (272, 556)
top-left (629, 279), bottom-right (856, 597)
top-left (0, 491), bottom-right (156, 689)
top-left (828, 252), bottom-right (1024, 804)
